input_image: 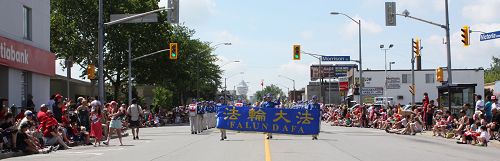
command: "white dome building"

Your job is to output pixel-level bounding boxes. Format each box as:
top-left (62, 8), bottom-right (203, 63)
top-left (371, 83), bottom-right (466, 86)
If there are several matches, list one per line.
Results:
top-left (237, 80), bottom-right (248, 96)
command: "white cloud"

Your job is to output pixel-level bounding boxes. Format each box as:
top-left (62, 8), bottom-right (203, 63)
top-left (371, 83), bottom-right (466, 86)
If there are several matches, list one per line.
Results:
top-left (278, 61), bottom-right (310, 81)
top-left (214, 31), bottom-right (241, 45)
top-left (463, 0), bottom-right (500, 22)
top-left (341, 16), bottom-right (382, 39)
top-left (299, 30), bottom-right (314, 40)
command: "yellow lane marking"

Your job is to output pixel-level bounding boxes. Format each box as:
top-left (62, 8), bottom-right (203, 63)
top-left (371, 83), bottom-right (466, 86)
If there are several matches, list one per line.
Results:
top-left (264, 135), bottom-right (272, 161)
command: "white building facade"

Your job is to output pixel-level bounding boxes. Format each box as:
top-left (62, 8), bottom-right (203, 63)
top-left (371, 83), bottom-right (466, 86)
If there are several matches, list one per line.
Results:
top-left (352, 69), bottom-right (484, 106)
top-left (0, 0), bottom-right (54, 111)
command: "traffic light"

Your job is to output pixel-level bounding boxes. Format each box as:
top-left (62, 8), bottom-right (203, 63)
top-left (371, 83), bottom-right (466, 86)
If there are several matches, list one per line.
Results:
top-left (169, 43), bottom-right (178, 60)
top-left (293, 45), bottom-right (300, 60)
top-left (436, 67), bottom-right (444, 82)
top-left (461, 26), bottom-right (470, 46)
top-left (409, 84), bottom-right (415, 95)
top-left (87, 64), bottom-right (96, 80)
top-left (413, 38), bottom-right (420, 56)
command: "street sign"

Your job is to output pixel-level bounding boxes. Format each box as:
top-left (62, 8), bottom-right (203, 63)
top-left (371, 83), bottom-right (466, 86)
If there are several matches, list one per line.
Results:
top-left (310, 65), bottom-right (335, 81)
top-left (334, 64), bottom-right (358, 77)
top-left (386, 77), bottom-right (401, 89)
top-left (480, 31), bottom-right (500, 41)
top-left (385, 2), bottom-right (396, 26)
top-left (110, 14), bottom-right (158, 23)
top-left (321, 56), bottom-right (350, 61)
top-left (361, 87), bottom-right (384, 96)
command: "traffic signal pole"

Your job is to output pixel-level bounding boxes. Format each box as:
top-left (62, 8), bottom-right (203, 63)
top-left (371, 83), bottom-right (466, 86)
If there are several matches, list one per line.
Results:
top-left (301, 51), bottom-right (324, 102)
top-left (411, 39), bottom-right (415, 106)
top-left (395, 0), bottom-right (452, 109)
top-left (128, 42), bottom-right (170, 105)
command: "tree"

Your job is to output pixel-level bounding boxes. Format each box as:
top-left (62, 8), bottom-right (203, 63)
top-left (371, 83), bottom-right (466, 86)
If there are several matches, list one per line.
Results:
top-left (152, 86), bottom-right (173, 110)
top-left (51, 0), bottom-right (222, 105)
top-left (253, 85), bottom-right (285, 102)
top-left (485, 56), bottom-right (500, 83)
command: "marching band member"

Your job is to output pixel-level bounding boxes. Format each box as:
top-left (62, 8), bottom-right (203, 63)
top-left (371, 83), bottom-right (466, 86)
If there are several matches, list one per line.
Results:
top-left (188, 99), bottom-right (198, 134)
top-left (261, 93), bottom-right (277, 139)
top-left (196, 101), bottom-right (206, 134)
top-left (217, 97), bottom-right (228, 140)
top-left (307, 95), bottom-right (321, 140)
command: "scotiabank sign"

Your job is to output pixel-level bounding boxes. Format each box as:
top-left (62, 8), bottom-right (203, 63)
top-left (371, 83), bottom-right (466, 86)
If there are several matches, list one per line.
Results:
top-left (0, 36), bottom-right (55, 76)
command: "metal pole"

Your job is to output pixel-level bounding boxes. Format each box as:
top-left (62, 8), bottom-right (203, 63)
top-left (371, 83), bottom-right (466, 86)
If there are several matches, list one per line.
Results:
top-left (358, 20), bottom-right (363, 105)
top-left (224, 77), bottom-right (227, 99)
top-left (66, 59), bottom-right (71, 99)
top-left (319, 58), bottom-right (322, 102)
top-left (292, 80), bottom-right (296, 102)
top-left (329, 78), bottom-right (331, 104)
top-left (445, 0), bottom-right (452, 110)
top-left (411, 39), bottom-right (416, 106)
top-left (197, 54), bottom-right (200, 98)
top-left (384, 49), bottom-right (387, 106)
top-left (98, 0), bottom-right (105, 102)
top-left (128, 39), bottom-right (132, 105)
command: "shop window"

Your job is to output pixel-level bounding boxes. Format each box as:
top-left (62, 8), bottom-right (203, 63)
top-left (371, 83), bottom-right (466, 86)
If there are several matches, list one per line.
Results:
top-left (425, 74), bottom-right (435, 84)
top-left (402, 74), bottom-right (412, 83)
top-left (23, 6), bottom-right (32, 40)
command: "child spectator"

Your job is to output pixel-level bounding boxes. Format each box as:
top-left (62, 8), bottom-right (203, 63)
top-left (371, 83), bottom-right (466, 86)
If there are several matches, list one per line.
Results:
top-left (89, 101), bottom-right (103, 146)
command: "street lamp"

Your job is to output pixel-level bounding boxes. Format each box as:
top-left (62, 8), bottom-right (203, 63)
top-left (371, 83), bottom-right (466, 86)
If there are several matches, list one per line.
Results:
top-left (278, 75), bottom-right (296, 102)
top-left (389, 62), bottom-right (395, 70)
top-left (380, 44), bottom-right (394, 106)
top-left (196, 42), bottom-right (232, 98)
top-left (330, 11), bottom-right (363, 105)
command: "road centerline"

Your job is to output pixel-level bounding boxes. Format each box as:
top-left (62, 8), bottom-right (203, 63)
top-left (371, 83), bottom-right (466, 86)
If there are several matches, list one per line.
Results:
top-left (264, 135), bottom-right (272, 161)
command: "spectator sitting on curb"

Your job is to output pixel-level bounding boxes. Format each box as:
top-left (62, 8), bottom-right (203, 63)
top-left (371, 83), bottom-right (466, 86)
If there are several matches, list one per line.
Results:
top-left (42, 110), bottom-right (70, 150)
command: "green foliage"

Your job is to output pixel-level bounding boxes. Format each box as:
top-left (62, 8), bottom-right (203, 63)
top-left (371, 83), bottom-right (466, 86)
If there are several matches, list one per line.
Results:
top-left (485, 56), bottom-right (500, 83)
top-left (152, 86), bottom-right (173, 110)
top-left (51, 0), bottom-right (222, 105)
top-left (253, 85), bottom-right (285, 101)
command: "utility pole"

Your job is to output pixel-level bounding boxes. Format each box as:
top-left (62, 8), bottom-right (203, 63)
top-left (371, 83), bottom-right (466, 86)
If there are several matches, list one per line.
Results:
top-left (411, 39), bottom-right (416, 106)
top-left (445, 0), bottom-right (453, 110)
top-left (97, 0), bottom-right (104, 102)
top-left (128, 39), bottom-right (132, 105)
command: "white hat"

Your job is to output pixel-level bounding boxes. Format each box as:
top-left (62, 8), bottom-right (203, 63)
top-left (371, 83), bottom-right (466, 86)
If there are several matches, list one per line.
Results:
top-left (90, 100), bottom-right (101, 107)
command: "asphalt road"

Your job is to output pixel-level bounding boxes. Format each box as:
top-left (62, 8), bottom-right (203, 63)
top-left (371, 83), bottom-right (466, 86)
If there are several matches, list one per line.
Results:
top-left (6, 124), bottom-right (500, 161)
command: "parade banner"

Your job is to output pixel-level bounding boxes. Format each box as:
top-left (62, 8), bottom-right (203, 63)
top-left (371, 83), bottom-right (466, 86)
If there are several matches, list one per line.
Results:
top-left (216, 106), bottom-right (320, 135)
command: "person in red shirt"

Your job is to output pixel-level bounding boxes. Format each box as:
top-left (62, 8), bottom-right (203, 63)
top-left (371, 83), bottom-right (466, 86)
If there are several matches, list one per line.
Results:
top-left (42, 110), bottom-right (70, 150)
top-left (37, 104), bottom-right (49, 131)
top-left (422, 93), bottom-right (429, 128)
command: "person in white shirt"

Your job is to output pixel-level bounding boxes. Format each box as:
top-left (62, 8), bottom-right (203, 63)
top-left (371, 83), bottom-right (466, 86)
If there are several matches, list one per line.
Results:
top-left (491, 95), bottom-right (498, 111)
top-left (475, 95), bottom-right (484, 112)
top-left (127, 99), bottom-right (143, 140)
top-left (477, 126), bottom-right (490, 146)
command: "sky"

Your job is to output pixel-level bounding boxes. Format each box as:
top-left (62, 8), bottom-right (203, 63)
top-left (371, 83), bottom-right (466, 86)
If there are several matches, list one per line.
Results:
top-left (57, 0), bottom-right (500, 97)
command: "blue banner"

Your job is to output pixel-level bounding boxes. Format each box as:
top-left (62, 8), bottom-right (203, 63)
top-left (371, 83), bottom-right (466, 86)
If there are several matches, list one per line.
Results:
top-left (216, 106), bottom-right (320, 135)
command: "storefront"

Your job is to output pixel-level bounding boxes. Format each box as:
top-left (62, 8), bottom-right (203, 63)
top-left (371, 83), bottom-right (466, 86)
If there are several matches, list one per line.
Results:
top-left (0, 35), bottom-right (55, 111)
top-left (1, 0), bottom-right (53, 112)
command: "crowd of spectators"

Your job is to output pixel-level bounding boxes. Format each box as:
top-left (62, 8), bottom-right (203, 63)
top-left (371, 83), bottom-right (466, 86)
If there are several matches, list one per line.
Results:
top-left (321, 93), bottom-right (500, 147)
top-left (0, 94), bottom-right (152, 156)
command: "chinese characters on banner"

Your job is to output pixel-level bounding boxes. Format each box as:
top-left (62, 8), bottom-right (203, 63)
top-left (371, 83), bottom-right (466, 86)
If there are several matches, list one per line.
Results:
top-left (216, 106), bottom-right (321, 135)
